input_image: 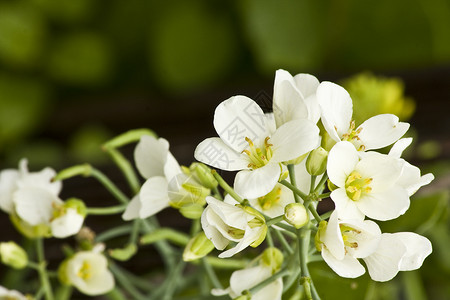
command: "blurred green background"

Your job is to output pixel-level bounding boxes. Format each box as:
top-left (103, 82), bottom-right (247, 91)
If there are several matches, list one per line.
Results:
top-left (0, 0), bottom-right (449, 299)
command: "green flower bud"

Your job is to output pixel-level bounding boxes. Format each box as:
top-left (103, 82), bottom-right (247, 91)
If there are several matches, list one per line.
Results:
top-left (306, 147), bottom-right (328, 176)
top-left (284, 203), bottom-right (309, 229)
top-left (179, 203), bottom-right (204, 219)
top-left (285, 152), bottom-right (309, 166)
top-left (108, 243), bottom-right (137, 261)
top-left (189, 162), bottom-right (218, 190)
top-left (58, 259), bottom-right (71, 285)
top-left (261, 247), bottom-right (284, 274)
top-left (183, 232), bottom-right (215, 261)
top-left (0, 241), bottom-right (28, 269)
top-left (10, 213), bottom-right (51, 239)
top-left (327, 179), bottom-right (338, 192)
top-left (314, 220), bottom-right (328, 252)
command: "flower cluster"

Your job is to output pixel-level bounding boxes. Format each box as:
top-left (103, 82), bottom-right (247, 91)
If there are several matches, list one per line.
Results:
top-left (0, 69), bottom-right (435, 300)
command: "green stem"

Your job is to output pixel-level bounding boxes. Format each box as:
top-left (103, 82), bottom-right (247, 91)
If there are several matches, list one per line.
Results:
top-left (203, 257), bottom-right (248, 269)
top-left (248, 268), bottom-right (290, 295)
top-left (161, 259), bottom-right (186, 300)
top-left (140, 228), bottom-right (190, 246)
top-left (96, 224), bottom-right (134, 242)
top-left (298, 228), bottom-right (321, 300)
top-left (141, 219), bottom-right (176, 268)
top-left (54, 165), bottom-right (129, 204)
top-left (319, 210), bottom-right (333, 221)
top-left (211, 170), bottom-right (243, 204)
top-left (280, 180), bottom-right (308, 202)
top-left (35, 239), bottom-right (54, 300)
top-left (314, 174), bottom-right (328, 193)
top-left (55, 285), bottom-right (72, 300)
top-left (102, 128), bottom-right (157, 149)
top-left (266, 215), bottom-right (285, 227)
top-left (266, 227), bottom-right (274, 247)
top-left (90, 168), bottom-right (130, 204)
top-left (105, 148), bottom-right (141, 194)
top-left (307, 203), bottom-right (323, 223)
top-left (129, 220), bottom-right (141, 244)
top-left (109, 262), bottom-right (147, 300)
top-left (86, 204), bottom-right (127, 215)
top-left (287, 164), bottom-right (301, 203)
top-left (274, 228), bottom-right (294, 254)
top-left (310, 175), bottom-right (317, 194)
top-left (317, 192), bottom-right (331, 199)
top-left (106, 288), bottom-right (128, 300)
top-left (212, 186), bottom-right (223, 200)
top-left (201, 258), bottom-right (223, 289)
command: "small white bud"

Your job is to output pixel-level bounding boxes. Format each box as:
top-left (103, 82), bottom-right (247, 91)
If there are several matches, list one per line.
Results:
top-left (284, 203), bottom-right (309, 229)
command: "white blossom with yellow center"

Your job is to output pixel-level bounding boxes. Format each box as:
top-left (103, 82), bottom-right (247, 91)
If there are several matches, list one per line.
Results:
top-left (195, 95), bottom-right (320, 199)
top-left (66, 251), bottom-right (115, 296)
top-left (327, 141), bottom-right (410, 221)
top-left (317, 81), bottom-right (409, 151)
top-left (316, 211), bottom-right (432, 281)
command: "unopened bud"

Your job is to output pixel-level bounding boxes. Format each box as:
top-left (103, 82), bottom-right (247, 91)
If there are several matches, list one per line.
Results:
top-left (179, 203), bottom-right (204, 219)
top-left (327, 179), bottom-right (338, 192)
top-left (109, 243), bottom-right (137, 261)
top-left (189, 163), bottom-right (218, 190)
top-left (261, 247), bottom-right (284, 274)
top-left (306, 147), bottom-right (328, 176)
top-left (0, 241), bottom-right (28, 269)
top-left (183, 232), bottom-right (215, 261)
top-left (284, 203), bottom-right (309, 229)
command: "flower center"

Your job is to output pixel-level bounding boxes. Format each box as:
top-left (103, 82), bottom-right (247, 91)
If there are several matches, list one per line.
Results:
top-left (339, 224), bottom-right (361, 249)
top-left (77, 261), bottom-right (92, 280)
top-left (342, 120), bottom-right (365, 151)
top-left (242, 137), bottom-right (273, 169)
top-left (257, 186), bottom-right (282, 211)
top-left (345, 171), bottom-right (373, 201)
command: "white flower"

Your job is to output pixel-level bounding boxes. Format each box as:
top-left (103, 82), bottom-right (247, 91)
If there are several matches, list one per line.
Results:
top-left (248, 183), bottom-right (294, 218)
top-left (122, 135), bottom-right (182, 220)
top-left (0, 285), bottom-right (28, 300)
top-left (212, 265), bottom-right (282, 300)
top-left (65, 250), bottom-right (115, 296)
top-left (316, 211), bottom-right (381, 279)
top-left (327, 141), bottom-right (410, 221)
top-left (363, 232), bottom-right (432, 282)
top-left (273, 69), bottom-right (321, 127)
top-left (195, 96), bottom-right (320, 199)
top-left (201, 195), bottom-right (267, 258)
top-left (388, 138), bottom-right (434, 196)
top-left (0, 159), bottom-right (84, 238)
top-left (212, 248), bottom-right (283, 300)
top-left (316, 211), bottom-right (432, 281)
top-left (317, 81), bottom-right (409, 151)
top-left (0, 159), bottom-right (61, 214)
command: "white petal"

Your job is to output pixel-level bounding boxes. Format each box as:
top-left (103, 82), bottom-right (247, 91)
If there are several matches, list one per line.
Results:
top-left (322, 211), bottom-right (345, 260)
top-left (163, 152), bottom-right (182, 182)
top-left (214, 96), bottom-right (269, 153)
top-left (357, 114), bottom-right (409, 150)
top-left (234, 164), bottom-right (281, 199)
top-left (341, 219), bottom-right (381, 258)
top-left (363, 233), bottom-right (407, 282)
top-left (229, 265), bottom-right (272, 296)
top-left (194, 137), bottom-right (249, 171)
top-left (219, 226), bottom-right (264, 258)
top-left (252, 278), bottom-right (283, 300)
top-left (17, 167), bottom-right (61, 196)
top-left (389, 138), bottom-right (413, 158)
top-left (317, 82), bottom-right (353, 142)
top-left (355, 152), bottom-right (402, 192)
top-left (14, 188), bottom-right (62, 225)
top-left (270, 119), bottom-right (320, 163)
top-left (327, 141), bottom-right (360, 187)
top-left (122, 195), bottom-right (141, 221)
top-left (303, 94), bottom-right (321, 124)
top-left (397, 160), bottom-right (434, 196)
top-left (206, 196), bottom-right (250, 230)
top-left (134, 135), bottom-right (169, 179)
top-left (330, 189), bottom-right (365, 221)
top-left (293, 73), bottom-right (320, 99)
top-left (138, 177), bottom-right (170, 218)
top-left (51, 208), bottom-right (84, 238)
top-left (265, 112), bottom-right (277, 134)
top-left (357, 186), bottom-right (410, 221)
top-left (0, 169), bottom-right (19, 213)
top-left (201, 206), bottom-right (229, 250)
top-left (321, 246), bottom-right (365, 278)
top-left (393, 232), bottom-right (432, 271)
top-left (273, 70), bottom-right (308, 127)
